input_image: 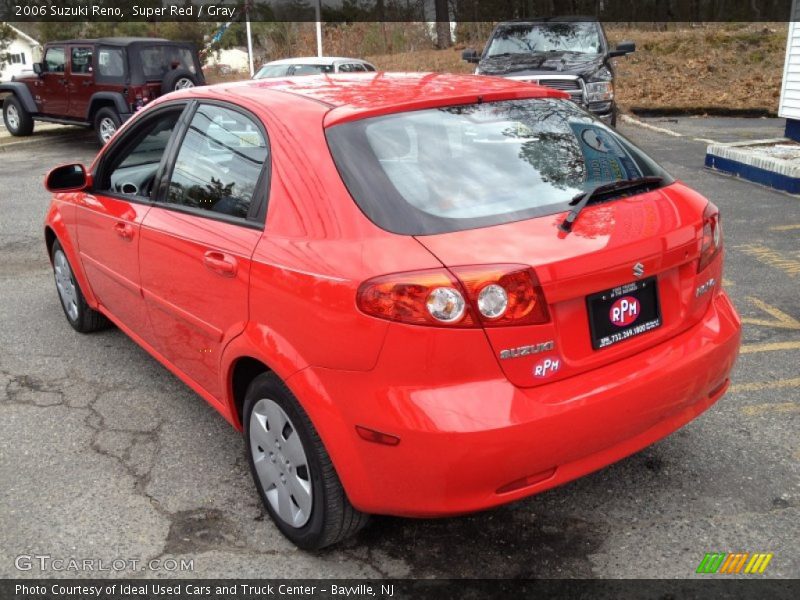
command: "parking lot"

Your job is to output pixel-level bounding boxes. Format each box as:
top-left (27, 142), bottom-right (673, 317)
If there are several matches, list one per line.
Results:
top-left (0, 120), bottom-right (797, 579)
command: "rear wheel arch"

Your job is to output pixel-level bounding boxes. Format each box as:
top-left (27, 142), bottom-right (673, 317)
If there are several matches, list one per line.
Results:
top-left (87, 98), bottom-right (115, 122)
top-left (86, 92), bottom-right (128, 122)
top-left (230, 356), bottom-right (272, 429)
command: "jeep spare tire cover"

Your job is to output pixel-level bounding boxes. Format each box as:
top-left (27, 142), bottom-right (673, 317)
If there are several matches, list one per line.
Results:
top-left (161, 69), bottom-right (198, 94)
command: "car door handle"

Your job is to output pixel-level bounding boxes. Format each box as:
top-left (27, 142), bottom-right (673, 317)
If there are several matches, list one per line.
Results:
top-left (82, 80), bottom-right (92, 87)
top-left (203, 251), bottom-right (237, 277)
top-left (113, 222), bottom-right (134, 241)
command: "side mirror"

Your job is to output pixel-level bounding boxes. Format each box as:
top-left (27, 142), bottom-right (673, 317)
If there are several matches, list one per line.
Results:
top-left (609, 41), bottom-right (636, 58)
top-left (462, 48), bottom-right (480, 64)
top-left (33, 62), bottom-right (43, 75)
top-left (45, 164), bottom-right (91, 193)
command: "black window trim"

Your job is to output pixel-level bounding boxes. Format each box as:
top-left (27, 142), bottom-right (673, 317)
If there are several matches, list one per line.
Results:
top-left (153, 99), bottom-right (271, 231)
top-left (92, 100), bottom-right (192, 206)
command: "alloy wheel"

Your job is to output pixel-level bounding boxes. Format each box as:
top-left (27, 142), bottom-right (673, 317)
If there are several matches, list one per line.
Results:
top-left (175, 78), bottom-right (195, 90)
top-left (249, 398), bottom-right (313, 527)
top-left (6, 104), bottom-right (20, 130)
top-left (53, 249), bottom-right (79, 321)
top-left (98, 118), bottom-right (117, 144)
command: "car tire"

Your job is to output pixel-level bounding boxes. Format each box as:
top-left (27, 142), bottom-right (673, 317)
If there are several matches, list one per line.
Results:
top-left (610, 105), bottom-right (618, 128)
top-left (94, 107), bottom-right (121, 146)
top-left (244, 372), bottom-right (369, 549)
top-left (51, 240), bottom-right (109, 333)
top-left (161, 69), bottom-right (198, 94)
top-left (3, 95), bottom-right (34, 136)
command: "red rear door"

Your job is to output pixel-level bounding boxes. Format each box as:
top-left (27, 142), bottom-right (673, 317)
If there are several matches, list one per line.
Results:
top-left (139, 102), bottom-right (269, 399)
top-left (414, 183), bottom-right (721, 388)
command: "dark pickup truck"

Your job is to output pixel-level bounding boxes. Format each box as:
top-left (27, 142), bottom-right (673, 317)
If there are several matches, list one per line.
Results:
top-left (463, 18), bottom-right (634, 126)
top-left (1, 37), bottom-right (205, 145)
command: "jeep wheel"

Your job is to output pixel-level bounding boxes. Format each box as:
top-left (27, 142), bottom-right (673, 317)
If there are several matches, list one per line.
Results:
top-left (3, 95), bottom-right (34, 136)
top-left (161, 69), bottom-right (198, 94)
top-left (94, 107), bottom-right (121, 145)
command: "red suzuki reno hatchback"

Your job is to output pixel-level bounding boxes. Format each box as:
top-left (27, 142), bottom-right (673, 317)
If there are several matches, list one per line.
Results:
top-left (44, 73), bottom-right (741, 549)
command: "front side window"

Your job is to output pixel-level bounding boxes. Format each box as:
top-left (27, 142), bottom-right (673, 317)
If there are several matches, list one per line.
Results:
top-left (44, 47), bottom-right (65, 72)
top-left (99, 110), bottom-right (183, 199)
top-left (327, 98), bottom-right (671, 235)
top-left (71, 47), bottom-right (92, 75)
top-left (165, 104), bottom-right (268, 220)
top-left (486, 22), bottom-right (603, 57)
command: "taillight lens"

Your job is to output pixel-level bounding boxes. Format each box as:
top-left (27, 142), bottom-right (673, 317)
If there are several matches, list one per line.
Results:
top-left (356, 269), bottom-right (475, 327)
top-left (357, 265), bottom-right (549, 327)
top-left (698, 203), bottom-right (722, 273)
top-left (450, 265), bottom-right (550, 326)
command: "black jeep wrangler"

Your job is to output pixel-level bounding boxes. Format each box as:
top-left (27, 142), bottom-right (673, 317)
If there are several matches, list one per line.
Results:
top-left (1, 37), bottom-right (205, 145)
top-left (463, 18), bottom-right (634, 126)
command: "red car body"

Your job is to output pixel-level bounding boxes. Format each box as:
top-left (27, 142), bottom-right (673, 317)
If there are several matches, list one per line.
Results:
top-left (44, 74), bottom-right (741, 519)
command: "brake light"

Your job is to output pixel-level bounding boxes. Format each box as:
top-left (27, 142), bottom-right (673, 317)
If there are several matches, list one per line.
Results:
top-left (450, 265), bottom-right (550, 326)
top-left (356, 265), bottom-right (550, 327)
top-left (698, 203), bottom-right (722, 273)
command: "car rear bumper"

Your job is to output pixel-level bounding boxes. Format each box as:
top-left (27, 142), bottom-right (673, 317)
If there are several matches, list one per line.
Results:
top-left (288, 291), bottom-right (741, 517)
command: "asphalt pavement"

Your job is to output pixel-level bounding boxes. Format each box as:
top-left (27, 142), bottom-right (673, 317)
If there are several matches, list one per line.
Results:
top-left (0, 121), bottom-right (797, 579)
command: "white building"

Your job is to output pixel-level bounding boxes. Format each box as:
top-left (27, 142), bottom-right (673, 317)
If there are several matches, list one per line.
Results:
top-left (1, 24), bottom-right (41, 82)
top-left (205, 47), bottom-right (252, 73)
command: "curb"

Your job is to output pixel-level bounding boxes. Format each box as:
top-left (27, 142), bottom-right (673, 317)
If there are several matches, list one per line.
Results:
top-left (0, 128), bottom-right (91, 153)
top-left (0, 134), bottom-right (81, 153)
top-left (620, 114), bottom-right (683, 137)
top-left (705, 138), bottom-right (800, 194)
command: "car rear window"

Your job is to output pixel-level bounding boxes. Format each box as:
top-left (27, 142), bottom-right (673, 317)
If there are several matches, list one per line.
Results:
top-left (137, 46), bottom-right (197, 79)
top-left (326, 98), bottom-right (672, 235)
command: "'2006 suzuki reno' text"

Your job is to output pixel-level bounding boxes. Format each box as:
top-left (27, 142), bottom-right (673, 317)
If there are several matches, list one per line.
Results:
top-left (43, 73), bottom-right (741, 549)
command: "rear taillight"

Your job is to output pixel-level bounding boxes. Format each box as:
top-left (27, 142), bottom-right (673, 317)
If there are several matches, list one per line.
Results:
top-left (698, 203), bottom-right (722, 273)
top-left (356, 265), bottom-right (550, 328)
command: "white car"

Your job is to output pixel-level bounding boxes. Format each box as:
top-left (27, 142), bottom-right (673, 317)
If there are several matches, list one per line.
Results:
top-left (253, 56), bottom-right (377, 79)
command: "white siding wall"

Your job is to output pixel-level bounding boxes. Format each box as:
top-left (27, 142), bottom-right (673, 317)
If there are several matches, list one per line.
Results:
top-left (0, 38), bottom-right (39, 82)
top-left (779, 0), bottom-right (800, 119)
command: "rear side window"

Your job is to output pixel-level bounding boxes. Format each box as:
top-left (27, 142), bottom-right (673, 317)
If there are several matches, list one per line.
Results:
top-left (96, 47), bottom-right (125, 80)
top-left (70, 47), bottom-right (92, 74)
top-left (165, 104), bottom-right (268, 221)
top-left (326, 98), bottom-right (671, 235)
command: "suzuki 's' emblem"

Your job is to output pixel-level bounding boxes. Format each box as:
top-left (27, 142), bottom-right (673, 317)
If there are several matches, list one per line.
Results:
top-left (633, 262), bottom-right (645, 278)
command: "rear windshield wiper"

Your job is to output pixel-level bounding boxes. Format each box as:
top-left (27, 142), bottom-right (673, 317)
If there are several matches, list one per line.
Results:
top-left (559, 176), bottom-right (664, 233)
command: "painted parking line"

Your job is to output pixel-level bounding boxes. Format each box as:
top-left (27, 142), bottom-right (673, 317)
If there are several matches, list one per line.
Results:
top-left (768, 224), bottom-right (800, 231)
top-left (740, 297), bottom-right (800, 330)
top-left (740, 341), bottom-right (800, 354)
top-left (741, 402), bottom-right (800, 416)
top-left (730, 377), bottom-right (800, 394)
top-left (735, 243), bottom-right (800, 277)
